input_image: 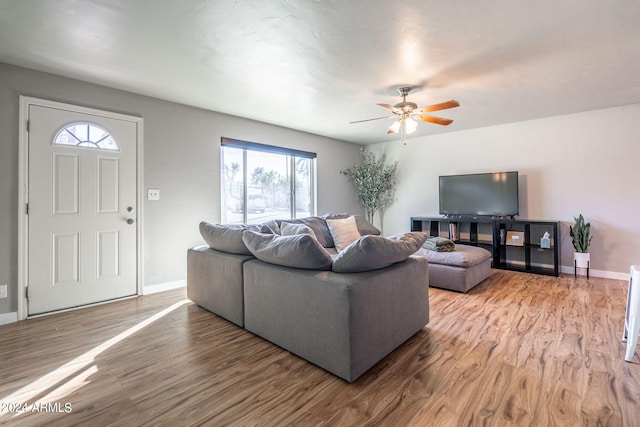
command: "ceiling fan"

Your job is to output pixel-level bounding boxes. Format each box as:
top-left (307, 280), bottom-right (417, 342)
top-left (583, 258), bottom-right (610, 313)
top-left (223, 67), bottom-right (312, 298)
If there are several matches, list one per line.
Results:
top-left (350, 87), bottom-right (460, 141)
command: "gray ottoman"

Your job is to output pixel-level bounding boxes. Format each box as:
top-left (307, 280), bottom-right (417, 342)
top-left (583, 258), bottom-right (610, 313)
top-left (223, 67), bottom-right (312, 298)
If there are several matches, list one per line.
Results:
top-left (414, 244), bottom-right (491, 292)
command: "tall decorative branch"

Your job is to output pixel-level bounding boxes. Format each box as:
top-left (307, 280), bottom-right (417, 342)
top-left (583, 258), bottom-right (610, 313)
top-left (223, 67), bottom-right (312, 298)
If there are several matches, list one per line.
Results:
top-left (341, 150), bottom-right (398, 229)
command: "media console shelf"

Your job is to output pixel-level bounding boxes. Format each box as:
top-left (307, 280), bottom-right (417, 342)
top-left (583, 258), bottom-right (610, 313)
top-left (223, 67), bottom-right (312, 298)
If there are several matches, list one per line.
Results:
top-left (410, 217), bottom-right (495, 253)
top-left (411, 217), bottom-right (559, 276)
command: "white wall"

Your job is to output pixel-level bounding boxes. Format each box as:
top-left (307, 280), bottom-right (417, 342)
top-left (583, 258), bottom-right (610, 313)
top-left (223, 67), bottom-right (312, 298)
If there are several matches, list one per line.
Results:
top-left (368, 104), bottom-right (640, 278)
top-left (0, 62), bottom-right (363, 316)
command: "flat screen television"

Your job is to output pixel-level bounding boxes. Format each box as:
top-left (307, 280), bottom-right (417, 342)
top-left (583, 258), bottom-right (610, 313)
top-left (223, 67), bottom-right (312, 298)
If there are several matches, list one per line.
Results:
top-left (439, 171), bottom-right (519, 217)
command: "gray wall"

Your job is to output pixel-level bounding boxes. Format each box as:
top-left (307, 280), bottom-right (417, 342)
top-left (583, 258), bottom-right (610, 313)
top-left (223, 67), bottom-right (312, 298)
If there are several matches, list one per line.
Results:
top-left (368, 103), bottom-right (640, 278)
top-left (0, 62), bottom-right (363, 316)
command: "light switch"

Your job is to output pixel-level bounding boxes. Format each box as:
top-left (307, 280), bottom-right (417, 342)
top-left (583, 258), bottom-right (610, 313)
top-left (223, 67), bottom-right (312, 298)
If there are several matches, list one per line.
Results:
top-left (147, 188), bottom-right (160, 200)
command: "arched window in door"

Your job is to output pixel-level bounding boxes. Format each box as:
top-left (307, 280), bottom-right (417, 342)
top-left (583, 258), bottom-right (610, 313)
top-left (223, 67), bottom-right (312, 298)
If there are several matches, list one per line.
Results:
top-left (53, 122), bottom-right (119, 151)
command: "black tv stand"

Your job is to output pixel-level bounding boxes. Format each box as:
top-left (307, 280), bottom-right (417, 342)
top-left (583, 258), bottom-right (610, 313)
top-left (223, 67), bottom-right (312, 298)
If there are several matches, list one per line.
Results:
top-left (442, 214), bottom-right (517, 221)
top-left (411, 216), bottom-right (559, 276)
top-left (495, 215), bottom-right (517, 221)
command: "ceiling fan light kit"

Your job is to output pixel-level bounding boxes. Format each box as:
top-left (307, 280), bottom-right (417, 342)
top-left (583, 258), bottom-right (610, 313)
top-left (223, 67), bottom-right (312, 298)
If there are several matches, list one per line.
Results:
top-left (351, 86), bottom-right (460, 142)
top-left (387, 120), bottom-right (401, 134)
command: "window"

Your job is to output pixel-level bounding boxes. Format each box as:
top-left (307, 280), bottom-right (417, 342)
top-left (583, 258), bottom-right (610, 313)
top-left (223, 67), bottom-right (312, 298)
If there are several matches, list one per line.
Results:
top-left (221, 138), bottom-right (316, 224)
top-left (53, 122), bottom-right (119, 151)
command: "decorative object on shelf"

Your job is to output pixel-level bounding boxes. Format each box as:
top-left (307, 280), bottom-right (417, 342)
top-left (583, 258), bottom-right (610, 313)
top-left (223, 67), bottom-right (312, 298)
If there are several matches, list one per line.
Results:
top-left (570, 214), bottom-right (592, 278)
top-left (540, 231), bottom-right (551, 249)
top-left (506, 230), bottom-right (525, 246)
top-left (349, 86), bottom-right (459, 144)
top-left (341, 150), bottom-right (397, 231)
top-left (449, 222), bottom-right (459, 241)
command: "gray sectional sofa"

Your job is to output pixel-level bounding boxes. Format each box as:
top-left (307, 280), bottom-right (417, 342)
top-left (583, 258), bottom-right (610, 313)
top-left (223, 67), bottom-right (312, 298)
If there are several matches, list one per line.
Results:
top-left (187, 215), bottom-right (430, 382)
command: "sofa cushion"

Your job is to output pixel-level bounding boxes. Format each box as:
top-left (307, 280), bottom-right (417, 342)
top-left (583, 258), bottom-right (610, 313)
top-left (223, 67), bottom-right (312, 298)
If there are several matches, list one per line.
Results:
top-left (326, 216), bottom-right (361, 252)
top-left (323, 213), bottom-right (381, 236)
top-left (242, 230), bottom-right (333, 270)
top-left (199, 221), bottom-right (261, 255)
top-left (280, 222), bottom-right (317, 238)
top-left (276, 217), bottom-right (333, 247)
top-left (332, 232), bottom-right (429, 273)
top-left (260, 219), bottom-right (281, 235)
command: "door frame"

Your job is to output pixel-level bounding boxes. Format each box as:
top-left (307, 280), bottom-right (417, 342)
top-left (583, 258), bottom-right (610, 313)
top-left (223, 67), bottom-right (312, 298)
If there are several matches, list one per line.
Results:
top-left (18, 96), bottom-right (144, 320)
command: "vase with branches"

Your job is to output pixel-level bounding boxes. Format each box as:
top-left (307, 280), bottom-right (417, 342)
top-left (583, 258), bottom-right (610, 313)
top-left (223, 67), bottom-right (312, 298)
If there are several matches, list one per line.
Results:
top-left (341, 150), bottom-right (398, 229)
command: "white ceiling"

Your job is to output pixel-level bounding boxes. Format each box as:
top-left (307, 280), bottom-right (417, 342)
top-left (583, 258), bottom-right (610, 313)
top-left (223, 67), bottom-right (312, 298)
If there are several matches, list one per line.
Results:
top-left (1, 0), bottom-right (640, 144)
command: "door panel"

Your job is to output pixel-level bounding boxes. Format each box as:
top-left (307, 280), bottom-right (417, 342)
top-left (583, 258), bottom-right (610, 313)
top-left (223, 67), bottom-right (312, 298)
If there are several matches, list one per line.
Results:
top-left (52, 232), bottom-right (79, 285)
top-left (97, 230), bottom-right (120, 279)
top-left (98, 157), bottom-right (120, 213)
top-left (28, 104), bottom-right (138, 315)
top-left (53, 153), bottom-right (79, 214)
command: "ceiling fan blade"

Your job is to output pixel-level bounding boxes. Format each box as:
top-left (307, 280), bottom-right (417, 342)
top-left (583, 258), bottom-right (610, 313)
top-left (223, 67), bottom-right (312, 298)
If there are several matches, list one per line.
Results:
top-left (349, 115), bottom-right (395, 124)
top-left (377, 103), bottom-right (402, 114)
top-left (413, 114), bottom-right (454, 126)
top-left (414, 100), bottom-right (460, 113)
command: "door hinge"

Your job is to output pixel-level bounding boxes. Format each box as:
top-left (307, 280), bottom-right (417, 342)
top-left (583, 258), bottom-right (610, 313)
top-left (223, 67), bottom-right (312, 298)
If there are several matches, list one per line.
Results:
top-left (25, 203), bottom-right (29, 215)
top-left (25, 286), bottom-right (29, 300)
top-left (26, 120), bottom-right (30, 132)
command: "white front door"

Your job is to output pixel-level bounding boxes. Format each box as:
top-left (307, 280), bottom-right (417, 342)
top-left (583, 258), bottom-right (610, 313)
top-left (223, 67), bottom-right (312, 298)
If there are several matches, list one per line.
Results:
top-left (27, 103), bottom-right (139, 315)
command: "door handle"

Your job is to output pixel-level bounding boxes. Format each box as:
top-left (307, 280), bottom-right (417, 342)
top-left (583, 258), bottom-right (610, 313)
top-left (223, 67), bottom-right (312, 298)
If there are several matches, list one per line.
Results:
top-left (127, 218), bottom-right (135, 225)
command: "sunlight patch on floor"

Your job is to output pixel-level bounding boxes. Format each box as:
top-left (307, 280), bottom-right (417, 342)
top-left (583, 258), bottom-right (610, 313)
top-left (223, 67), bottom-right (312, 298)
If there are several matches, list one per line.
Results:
top-left (0, 299), bottom-right (190, 419)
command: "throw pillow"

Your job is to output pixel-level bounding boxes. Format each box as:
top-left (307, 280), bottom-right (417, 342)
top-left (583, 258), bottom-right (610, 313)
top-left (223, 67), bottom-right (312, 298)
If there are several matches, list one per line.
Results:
top-left (280, 222), bottom-right (317, 238)
top-left (326, 216), bottom-right (361, 252)
top-left (199, 221), bottom-right (262, 255)
top-left (323, 213), bottom-right (381, 236)
top-left (275, 217), bottom-right (333, 247)
top-left (332, 232), bottom-right (429, 273)
top-left (242, 230), bottom-right (333, 270)
top-left (260, 219), bottom-right (281, 235)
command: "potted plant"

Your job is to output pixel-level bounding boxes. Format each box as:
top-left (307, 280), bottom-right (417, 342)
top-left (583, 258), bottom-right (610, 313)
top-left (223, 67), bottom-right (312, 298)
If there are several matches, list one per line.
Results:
top-left (569, 214), bottom-right (592, 270)
top-left (341, 150), bottom-right (397, 231)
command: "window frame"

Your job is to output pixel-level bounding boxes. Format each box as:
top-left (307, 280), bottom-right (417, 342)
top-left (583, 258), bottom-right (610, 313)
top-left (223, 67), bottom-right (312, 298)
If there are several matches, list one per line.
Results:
top-left (53, 121), bottom-right (119, 151)
top-left (221, 137), bottom-right (316, 224)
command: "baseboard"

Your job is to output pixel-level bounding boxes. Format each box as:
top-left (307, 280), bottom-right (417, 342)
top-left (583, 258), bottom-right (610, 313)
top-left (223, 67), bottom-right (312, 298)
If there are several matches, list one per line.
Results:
top-left (143, 280), bottom-right (186, 295)
top-left (559, 266), bottom-right (629, 281)
top-left (0, 311), bottom-right (18, 325)
top-left (2, 270), bottom-right (626, 324)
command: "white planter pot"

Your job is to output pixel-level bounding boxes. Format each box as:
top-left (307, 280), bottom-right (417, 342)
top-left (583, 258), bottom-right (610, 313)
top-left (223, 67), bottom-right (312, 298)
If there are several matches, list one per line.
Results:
top-left (574, 252), bottom-right (590, 268)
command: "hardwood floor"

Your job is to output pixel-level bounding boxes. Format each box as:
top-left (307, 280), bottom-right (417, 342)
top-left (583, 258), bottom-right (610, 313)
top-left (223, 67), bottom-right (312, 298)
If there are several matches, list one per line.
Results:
top-left (1, 270), bottom-right (639, 426)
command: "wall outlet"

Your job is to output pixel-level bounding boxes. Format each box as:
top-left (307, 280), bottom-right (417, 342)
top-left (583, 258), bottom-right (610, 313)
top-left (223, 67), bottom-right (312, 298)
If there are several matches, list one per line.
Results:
top-left (147, 188), bottom-right (160, 201)
top-left (0, 284), bottom-right (7, 299)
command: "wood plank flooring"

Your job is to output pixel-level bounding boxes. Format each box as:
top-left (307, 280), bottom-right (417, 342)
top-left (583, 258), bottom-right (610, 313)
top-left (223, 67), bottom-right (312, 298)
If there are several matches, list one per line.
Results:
top-left (1, 270), bottom-right (639, 426)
